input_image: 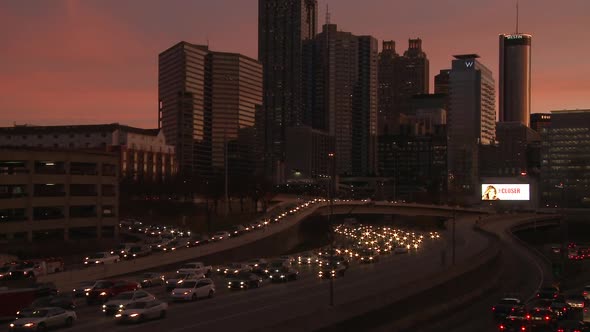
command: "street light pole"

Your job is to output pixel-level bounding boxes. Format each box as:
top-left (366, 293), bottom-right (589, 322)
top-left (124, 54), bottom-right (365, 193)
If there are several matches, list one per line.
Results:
top-left (328, 152), bottom-right (335, 306)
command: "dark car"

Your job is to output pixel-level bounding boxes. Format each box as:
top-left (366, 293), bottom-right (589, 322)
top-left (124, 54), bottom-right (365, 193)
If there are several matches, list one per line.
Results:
top-left (551, 297), bottom-right (572, 319)
top-left (31, 294), bottom-right (76, 310)
top-left (527, 308), bottom-right (557, 328)
top-left (537, 286), bottom-right (560, 300)
top-left (123, 245), bottom-right (151, 259)
top-left (227, 273), bottom-right (263, 290)
top-left (492, 298), bottom-right (524, 320)
top-left (73, 281), bottom-right (96, 297)
top-left (86, 280), bottom-right (139, 304)
top-left (556, 320), bottom-right (590, 332)
top-left (358, 250), bottom-right (379, 263)
top-left (497, 308), bottom-right (528, 331)
top-left (187, 234), bottom-right (210, 247)
top-left (269, 267), bottom-right (299, 282)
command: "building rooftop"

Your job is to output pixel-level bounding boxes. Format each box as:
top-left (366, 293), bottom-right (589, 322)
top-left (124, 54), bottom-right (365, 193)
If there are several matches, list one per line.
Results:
top-left (453, 54), bottom-right (480, 59)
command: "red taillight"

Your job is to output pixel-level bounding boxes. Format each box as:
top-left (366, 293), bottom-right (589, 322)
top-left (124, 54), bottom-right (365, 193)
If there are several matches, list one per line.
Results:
top-left (557, 329), bottom-right (565, 332)
top-left (526, 314), bottom-right (531, 320)
top-left (545, 316), bottom-right (550, 320)
top-left (492, 306), bottom-right (495, 311)
top-left (499, 325), bottom-right (505, 330)
top-left (521, 327), bottom-right (526, 331)
top-left (554, 294), bottom-right (558, 298)
top-left (563, 307), bottom-right (567, 311)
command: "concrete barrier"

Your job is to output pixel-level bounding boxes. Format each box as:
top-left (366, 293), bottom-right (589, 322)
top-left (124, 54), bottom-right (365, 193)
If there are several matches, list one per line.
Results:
top-left (38, 201), bottom-right (324, 290)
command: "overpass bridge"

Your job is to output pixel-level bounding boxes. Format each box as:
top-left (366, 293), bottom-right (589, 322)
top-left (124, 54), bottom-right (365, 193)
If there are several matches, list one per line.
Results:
top-left (314, 200), bottom-right (490, 218)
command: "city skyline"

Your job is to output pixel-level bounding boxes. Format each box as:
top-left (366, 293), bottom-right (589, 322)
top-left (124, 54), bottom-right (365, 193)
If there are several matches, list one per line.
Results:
top-left (1, 0), bottom-right (589, 128)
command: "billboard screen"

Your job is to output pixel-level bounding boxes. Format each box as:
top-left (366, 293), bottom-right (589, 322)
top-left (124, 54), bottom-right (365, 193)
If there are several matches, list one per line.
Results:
top-left (481, 184), bottom-right (530, 201)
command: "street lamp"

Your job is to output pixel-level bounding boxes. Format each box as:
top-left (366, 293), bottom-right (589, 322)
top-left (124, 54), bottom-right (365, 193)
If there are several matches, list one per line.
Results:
top-left (327, 152), bottom-right (335, 306)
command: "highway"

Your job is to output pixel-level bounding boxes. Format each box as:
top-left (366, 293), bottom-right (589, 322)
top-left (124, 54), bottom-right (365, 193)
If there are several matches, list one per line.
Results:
top-left (398, 214), bottom-right (551, 332)
top-left (0, 210), bottom-right (495, 332)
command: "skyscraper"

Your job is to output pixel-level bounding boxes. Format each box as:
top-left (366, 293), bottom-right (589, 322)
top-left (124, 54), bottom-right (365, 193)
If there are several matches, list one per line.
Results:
top-left (258, 0), bottom-right (318, 182)
top-left (396, 38), bottom-right (430, 115)
top-left (158, 42), bottom-right (210, 178)
top-left (434, 69), bottom-right (451, 95)
top-left (313, 24), bottom-right (378, 176)
top-left (378, 41), bottom-right (399, 135)
top-left (447, 54), bottom-right (496, 193)
top-left (158, 42), bottom-right (263, 180)
top-left (499, 33), bottom-right (532, 126)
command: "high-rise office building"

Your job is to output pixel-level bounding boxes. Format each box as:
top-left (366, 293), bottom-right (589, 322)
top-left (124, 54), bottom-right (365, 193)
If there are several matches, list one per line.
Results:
top-left (158, 42), bottom-right (209, 178)
top-left (396, 38), bottom-right (429, 115)
top-left (209, 52), bottom-right (263, 178)
top-left (541, 110), bottom-right (590, 208)
top-left (312, 24), bottom-right (378, 176)
top-left (258, 0), bottom-right (318, 182)
top-left (378, 41), bottom-right (399, 135)
top-left (447, 54), bottom-right (496, 193)
top-left (434, 69), bottom-right (451, 95)
top-left (158, 42), bottom-right (263, 180)
top-left (499, 33), bottom-right (532, 126)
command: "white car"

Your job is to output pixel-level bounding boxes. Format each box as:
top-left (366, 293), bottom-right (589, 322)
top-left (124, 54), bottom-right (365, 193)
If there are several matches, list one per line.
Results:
top-left (171, 278), bottom-right (215, 301)
top-left (211, 231), bottom-right (231, 241)
top-left (9, 307), bottom-right (76, 330)
top-left (102, 290), bottom-right (155, 315)
top-left (165, 272), bottom-right (203, 291)
top-left (176, 262), bottom-right (212, 276)
top-left (115, 300), bottom-right (168, 323)
top-left (111, 243), bottom-right (137, 256)
top-left (84, 252), bottom-right (120, 266)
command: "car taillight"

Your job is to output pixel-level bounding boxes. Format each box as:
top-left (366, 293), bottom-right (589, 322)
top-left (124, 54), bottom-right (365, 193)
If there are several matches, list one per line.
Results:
top-left (499, 324), bottom-right (505, 330)
top-left (545, 316), bottom-right (550, 320)
top-left (520, 327), bottom-right (526, 331)
top-left (584, 291), bottom-right (588, 296)
top-left (526, 314), bottom-right (531, 320)
top-left (492, 306), bottom-right (495, 311)
top-left (557, 329), bottom-right (564, 332)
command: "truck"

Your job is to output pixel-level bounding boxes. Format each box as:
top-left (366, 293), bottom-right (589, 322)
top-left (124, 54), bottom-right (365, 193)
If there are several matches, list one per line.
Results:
top-left (176, 262), bottom-right (212, 276)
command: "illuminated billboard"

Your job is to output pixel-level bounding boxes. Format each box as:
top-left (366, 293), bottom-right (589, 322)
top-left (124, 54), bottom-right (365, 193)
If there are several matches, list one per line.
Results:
top-left (481, 184), bottom-right (530, 201)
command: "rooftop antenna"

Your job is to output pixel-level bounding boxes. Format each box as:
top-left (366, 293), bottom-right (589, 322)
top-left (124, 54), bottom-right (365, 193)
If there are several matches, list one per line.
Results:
top-left (326, 3), bottom-right (330, 25)
top-left (515, 0), bottom-right (519, 34)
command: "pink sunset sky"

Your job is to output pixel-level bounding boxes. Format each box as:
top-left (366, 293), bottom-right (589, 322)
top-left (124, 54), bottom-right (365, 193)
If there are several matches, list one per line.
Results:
top-left (1, 0), bottom-right (588, 128)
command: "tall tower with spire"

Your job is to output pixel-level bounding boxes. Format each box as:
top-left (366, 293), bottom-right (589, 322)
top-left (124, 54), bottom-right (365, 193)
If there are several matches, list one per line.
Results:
top-left (499, 1), bottom-right (532, 127)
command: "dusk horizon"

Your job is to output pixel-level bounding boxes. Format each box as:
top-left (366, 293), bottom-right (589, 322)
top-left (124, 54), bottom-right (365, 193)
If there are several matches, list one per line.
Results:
top-left (1, 0), bottom-right (589, 128)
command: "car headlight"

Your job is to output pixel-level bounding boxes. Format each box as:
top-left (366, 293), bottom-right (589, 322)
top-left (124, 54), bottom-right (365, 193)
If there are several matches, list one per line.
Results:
top-left (24, 323), bottom-right (35, 327)
top-left (280, 275), bottom-right (285, 278)
top-left (102, 304), bottom-right (107, 308)
top-left (130, 313), bottom-right (139, 317)
top-left (115, 314), bottom-right (122, 318)
top-left (9, 323), bottom-right (14, 327)
top-left (183, 291), bottom-right (189, 295)
top-left (240, 281), bottom-right (244, 284)
top-left (95, 260), bottom-right (100, 264)
top-left (100, 291), bottom-right (107, 296)
top-left (119, 304), bottom-right (124, 308)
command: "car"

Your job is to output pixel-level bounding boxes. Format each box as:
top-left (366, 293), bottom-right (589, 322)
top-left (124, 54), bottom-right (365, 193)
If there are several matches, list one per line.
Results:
top-left (150, 238), bottom-right (175, 252)
top-left (84, 252), bottom-right (120, 266)
top-left (551, 297), bottom-right (572, 319)
top-left (86, 280), bottom-right (140, 305)
top-left (584, 285), bottom-right (590, 300)
top-left (176, 262), bottom-right (212, 276)
top-left (30, 294), bottom-right (76, 310)
top-left (217, 263), bottom-right (252, 277)
top-left (123, 245), bottom-right (152, 259)
top-left (537, 286), bottom-right (560, 300)
top-left (296, 252), bottom-right (317, 265)
top-left (227, 225), bottom-right (246, 236)
top-left (162, 239), bottom-right (190, 252)
top-left (245, 258), bottom-right (268, 269)
top-left (318, 262), bottom-right (346, 279)
top-left (0, 265), bottom-right (17, 280)
top-left (187, 234), bottom-right (210, 247)
top-left (102, 290), bottom-right (156, 315)
top-left (497, 308), bottom-right (528, 331)
top-left (492, 298), bottom-right (524, 320)
top-left (72, 280), bottom-right (97, 297)
top-left (9, 308), bottom-right (76, 331)
top-left (556, 320), bottom-right (590, 332)
top-left (211, 231), bottom-right (231, 241)
top-left (137, 273), bottom-right (165, 288)
top-left (111, 243), bottom-right (137, 257)
top-left (115, 300), bottom-right (168, 324)
top-left (171, 278), bottom-right (215, 301)
top-left (227, 273), bottom-right (263, 290)
top-left (527, 308), bottom-right (557, 328)
top-left (269, 267), bottom-right (299, 282)
top-left (165, 273), bottom-right (203, 291)
top-left (358, 250), bottom-right (379, 263)
top-left (566, 295), bottom-right (586, 309)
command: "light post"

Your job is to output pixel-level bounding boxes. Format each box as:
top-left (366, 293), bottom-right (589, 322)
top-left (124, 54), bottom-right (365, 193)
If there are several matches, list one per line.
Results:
top-left (328, 152), bottom-right (335, 306)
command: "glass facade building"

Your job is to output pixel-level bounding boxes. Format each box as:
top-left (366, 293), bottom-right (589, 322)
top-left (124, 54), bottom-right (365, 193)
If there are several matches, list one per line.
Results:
top-left (499, 34), bottom-right (532, 127)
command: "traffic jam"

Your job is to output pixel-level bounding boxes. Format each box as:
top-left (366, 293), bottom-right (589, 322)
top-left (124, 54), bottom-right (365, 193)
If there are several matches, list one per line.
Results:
top-left (1, 200), bottom-right (442, 331)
